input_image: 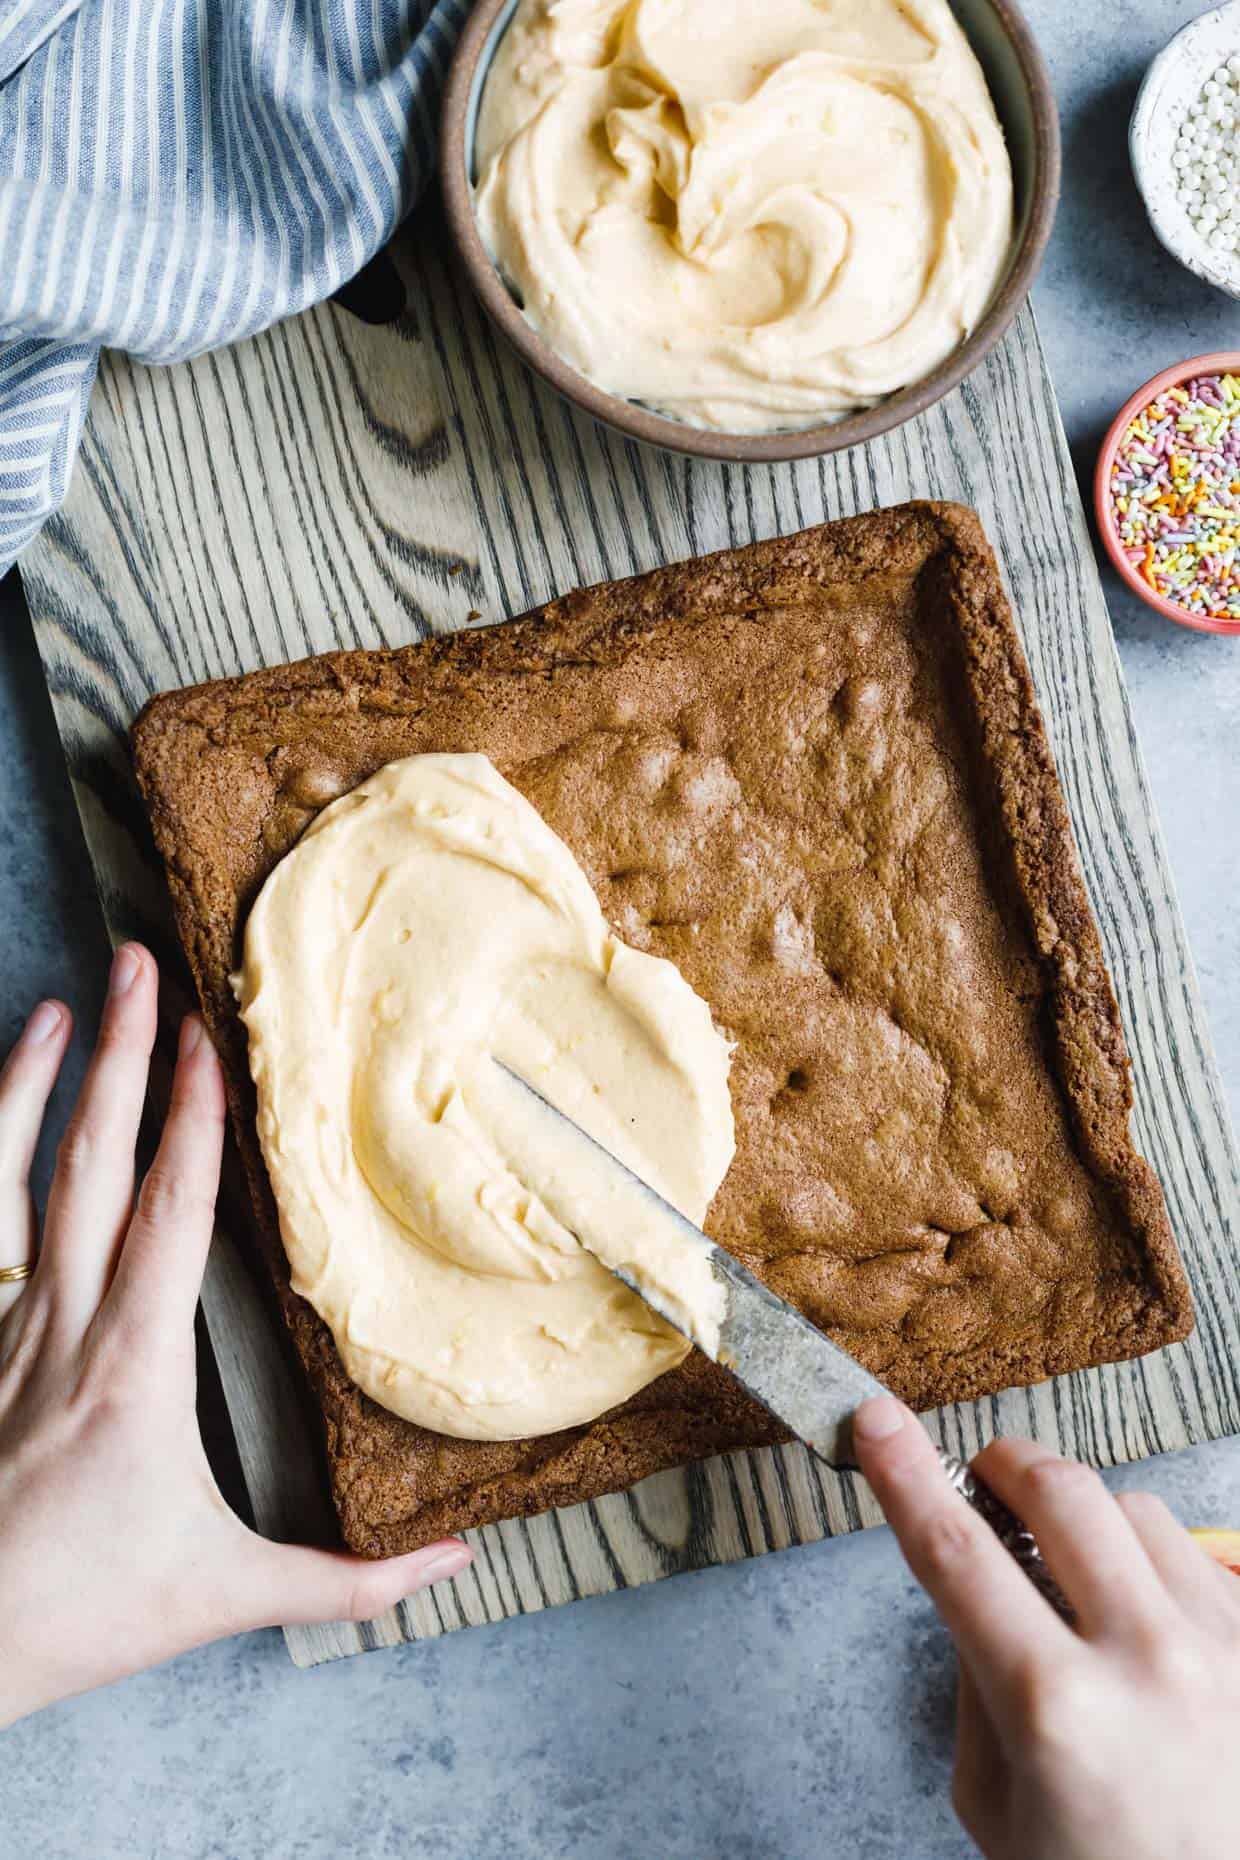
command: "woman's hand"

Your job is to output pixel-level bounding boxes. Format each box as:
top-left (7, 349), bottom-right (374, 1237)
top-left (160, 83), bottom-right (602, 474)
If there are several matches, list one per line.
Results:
top-left (854, 1395), bottom-right (1240, 1860)
top-left (0, 944), bottom-right (471, 1729)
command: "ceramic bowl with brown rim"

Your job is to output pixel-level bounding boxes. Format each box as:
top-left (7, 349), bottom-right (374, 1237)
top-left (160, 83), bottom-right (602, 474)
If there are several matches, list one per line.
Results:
top-left (440, 0), bottom-right (1061, 464)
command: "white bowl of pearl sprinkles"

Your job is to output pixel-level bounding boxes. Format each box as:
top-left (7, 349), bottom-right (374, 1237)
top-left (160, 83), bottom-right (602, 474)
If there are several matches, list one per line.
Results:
top-left (1132, 2), bottom-right (1240, 298)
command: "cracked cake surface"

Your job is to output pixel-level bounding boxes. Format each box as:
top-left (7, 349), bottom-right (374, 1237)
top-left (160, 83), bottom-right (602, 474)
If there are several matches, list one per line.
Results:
top-left (132, 502), bottom-right (1192, 1556)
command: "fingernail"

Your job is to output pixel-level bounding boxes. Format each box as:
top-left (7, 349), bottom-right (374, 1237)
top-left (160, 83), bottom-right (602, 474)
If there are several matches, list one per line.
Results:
top-left (24, 1001), bottom-right (63, 1046)
top-left (853, 1396), bottom-right (909, 1443)
top-left (412, 1542), bottom-right (472, 1587)
top-left (109, 945), bottom-right (142, 997)
top-left (180, 1015), bottom-right (204, 1058)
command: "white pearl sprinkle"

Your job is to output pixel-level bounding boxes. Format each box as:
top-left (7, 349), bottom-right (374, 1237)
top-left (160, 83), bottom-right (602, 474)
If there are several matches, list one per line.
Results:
top-left (1172, 56), bottom-right (1240, 268)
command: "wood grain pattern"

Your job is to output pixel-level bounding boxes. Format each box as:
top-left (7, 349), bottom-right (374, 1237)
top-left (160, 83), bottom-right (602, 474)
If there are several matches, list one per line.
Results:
top-left (18, 205), bottom-right (1240, 1668)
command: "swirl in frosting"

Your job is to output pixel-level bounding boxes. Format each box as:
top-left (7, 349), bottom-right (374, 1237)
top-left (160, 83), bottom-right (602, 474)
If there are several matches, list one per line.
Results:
top-left (474, 0), bottom-right (1014, 431)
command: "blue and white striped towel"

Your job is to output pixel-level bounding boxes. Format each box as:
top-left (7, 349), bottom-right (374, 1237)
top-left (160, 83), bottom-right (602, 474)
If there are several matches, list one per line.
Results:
top-left (0, 0), bottom-right (469, 579)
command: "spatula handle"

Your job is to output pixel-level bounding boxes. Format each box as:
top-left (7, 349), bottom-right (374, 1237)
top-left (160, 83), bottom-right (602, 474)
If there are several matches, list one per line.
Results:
top-left (938, 1450), bottom-right (1075, 1623)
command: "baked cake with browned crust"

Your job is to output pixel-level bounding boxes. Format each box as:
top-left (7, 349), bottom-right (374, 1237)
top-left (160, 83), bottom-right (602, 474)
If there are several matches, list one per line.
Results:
top-left (132, 502), bottom-right (1192, 1556)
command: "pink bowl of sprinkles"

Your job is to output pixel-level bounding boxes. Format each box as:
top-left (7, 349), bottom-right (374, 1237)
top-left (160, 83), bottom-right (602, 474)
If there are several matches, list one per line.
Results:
top-left (1096, 351), bottom-right (1240, 635)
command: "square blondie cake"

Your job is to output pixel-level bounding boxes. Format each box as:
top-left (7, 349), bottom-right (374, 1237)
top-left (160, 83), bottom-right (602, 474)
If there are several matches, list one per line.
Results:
top-left (132, 502), bottom-right (1192, 1556)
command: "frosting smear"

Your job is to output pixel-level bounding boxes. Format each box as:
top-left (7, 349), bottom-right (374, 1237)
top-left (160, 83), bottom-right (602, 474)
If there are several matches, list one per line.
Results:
top-left (239, 753), bottom-right (735, 1441)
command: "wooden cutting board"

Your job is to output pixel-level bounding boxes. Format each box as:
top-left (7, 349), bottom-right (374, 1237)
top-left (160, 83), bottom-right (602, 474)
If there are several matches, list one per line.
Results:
top-left (18, 207), bottom-right (1240, 1668)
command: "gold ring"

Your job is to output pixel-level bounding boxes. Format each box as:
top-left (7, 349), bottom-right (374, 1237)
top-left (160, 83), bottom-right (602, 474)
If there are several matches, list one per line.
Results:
top-left (0, 1262), bottom-right (33, 1285)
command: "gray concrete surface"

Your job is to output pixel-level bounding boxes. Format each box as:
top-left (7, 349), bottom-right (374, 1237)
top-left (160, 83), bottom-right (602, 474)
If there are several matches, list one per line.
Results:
top-left (2, 5), bottom-right (1239, 1855)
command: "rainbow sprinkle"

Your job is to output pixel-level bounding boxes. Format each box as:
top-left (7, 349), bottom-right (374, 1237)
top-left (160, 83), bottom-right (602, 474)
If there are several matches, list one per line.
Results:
top-left (1109, 373), bottom-right (1240, 623)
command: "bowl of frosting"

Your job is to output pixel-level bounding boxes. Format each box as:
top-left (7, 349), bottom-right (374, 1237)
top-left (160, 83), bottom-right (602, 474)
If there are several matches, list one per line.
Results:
top-left (441, 0), bottom-right (1060, 462)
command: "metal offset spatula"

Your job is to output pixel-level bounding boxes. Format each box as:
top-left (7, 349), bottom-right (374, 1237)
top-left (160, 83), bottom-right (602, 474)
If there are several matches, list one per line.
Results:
top-left (490, 1060), bottom-right (1071, 1621)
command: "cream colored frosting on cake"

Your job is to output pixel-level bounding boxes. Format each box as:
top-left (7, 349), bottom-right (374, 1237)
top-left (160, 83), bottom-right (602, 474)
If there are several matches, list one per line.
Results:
top-left (238, 752), bottom-right (734, 1441)
top-left (483, 1057), bottom-right (729, 1356)
top-left (474, 0), bottom-right (1014, 432)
